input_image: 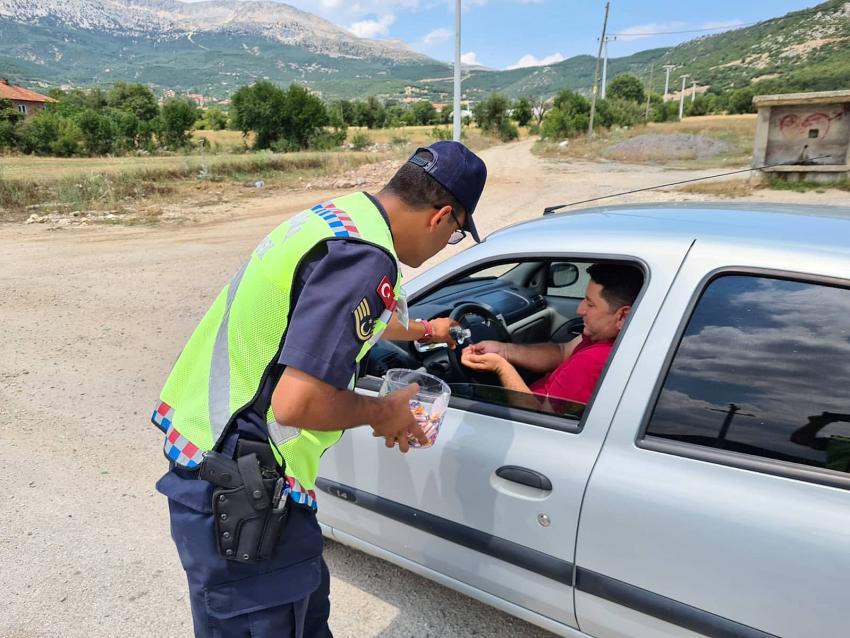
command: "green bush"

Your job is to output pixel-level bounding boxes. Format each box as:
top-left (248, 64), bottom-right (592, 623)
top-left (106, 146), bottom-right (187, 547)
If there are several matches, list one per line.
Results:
top-left (430, 126), bottom-right (452, 141)
top-left (512, 97), bottom-right (533, 126)
top-left (497, 119), bottom-right (519, 142)
top-left (351, 132), bottom-right (372, 150)
top-left (158, 98), bottom-right (199, 148)
top-left (607, 74), bottom-right (645, 103)
top-left (541, 90), bottom-right (591, 140)
top-left (18, 111), bottom-right (62, 154)
top-left (474, 93), bottom-right (513, 136)
top-left (0, 120), bottom-right (17, 150)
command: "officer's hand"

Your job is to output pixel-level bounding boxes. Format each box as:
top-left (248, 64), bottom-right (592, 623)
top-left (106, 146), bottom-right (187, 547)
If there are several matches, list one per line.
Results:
top-left (429, 318), bottom-right (461, 349)
top-left (467, 340), bottom-right (508, 359)
top-left (371, 383), bottom-right (429, 453)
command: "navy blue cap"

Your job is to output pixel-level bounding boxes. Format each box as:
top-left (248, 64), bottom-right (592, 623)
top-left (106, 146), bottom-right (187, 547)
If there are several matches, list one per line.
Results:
top-left (407, 141), bottom-right (487, 242)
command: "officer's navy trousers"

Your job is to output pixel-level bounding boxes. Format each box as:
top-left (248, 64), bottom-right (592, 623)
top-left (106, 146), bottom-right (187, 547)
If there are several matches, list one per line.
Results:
top-left (158, 468), bottom-right (333, 638)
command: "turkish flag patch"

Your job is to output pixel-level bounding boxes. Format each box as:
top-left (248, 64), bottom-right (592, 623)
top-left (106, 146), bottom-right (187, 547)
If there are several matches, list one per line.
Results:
top-left (376, 276), bottom-right (396, 311)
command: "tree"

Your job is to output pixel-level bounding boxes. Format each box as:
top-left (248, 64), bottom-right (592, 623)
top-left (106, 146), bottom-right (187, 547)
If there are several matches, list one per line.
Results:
top-left (727, 87), bottom-right (757, 114)
top-left (412, 100), bottom-right (436, 126)
top-left (107, 82), bottom-right (159, 122)
top-left (76, 109), bottom-right (117, 155)
top-left (512, 97), bottom-right (533, 127)
top-left (0, 99), bottom-right (20, 150)
top-left (231, 81), bottom-right (288, 149)
top-left (607, 74), bottom-right (645, 103)
top-left (280, 84), bottom-right (329, 150)
top-left (541, 90), bottom-right (591, 140)
top-left (158, 98), bottom-right (199, 148)
top-left (230, 82), bottom-right (329, 150)
top-left (17, 111), bottom-right (62, 154)
top-left (196, 107), bottom-right (228, 131)
top-left (474, 93), bottom-right (518, 141)
top-left (530, 95), bottom-right (550, 126)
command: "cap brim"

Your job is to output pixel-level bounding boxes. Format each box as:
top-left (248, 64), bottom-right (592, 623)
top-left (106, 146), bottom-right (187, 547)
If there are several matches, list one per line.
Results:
top-left (464, 215), bottom-right (480, 243)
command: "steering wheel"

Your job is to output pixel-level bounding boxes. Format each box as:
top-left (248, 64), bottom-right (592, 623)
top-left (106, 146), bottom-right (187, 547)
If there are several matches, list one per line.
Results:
top-left (446, 302), bottom-right (512, 382)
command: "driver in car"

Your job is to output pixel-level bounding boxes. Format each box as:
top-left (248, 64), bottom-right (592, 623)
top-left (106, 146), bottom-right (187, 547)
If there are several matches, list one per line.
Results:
top-left (461, 264), bottom-right (642, 405)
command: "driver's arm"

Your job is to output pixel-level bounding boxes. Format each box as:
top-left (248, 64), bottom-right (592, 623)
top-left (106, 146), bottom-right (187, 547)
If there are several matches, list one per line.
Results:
top-left (475, 336), bottom-right (581, 374)
top-left (382, 315), bottom-right (458, 348)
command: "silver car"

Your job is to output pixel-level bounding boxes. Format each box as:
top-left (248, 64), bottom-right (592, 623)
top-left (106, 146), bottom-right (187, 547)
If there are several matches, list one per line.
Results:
top-left (317, 203), bottom-right (850, 638)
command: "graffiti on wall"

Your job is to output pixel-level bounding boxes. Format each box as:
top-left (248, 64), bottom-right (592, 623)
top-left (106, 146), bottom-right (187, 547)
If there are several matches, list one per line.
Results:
top-left (777, 104), bottom-right (850, 140)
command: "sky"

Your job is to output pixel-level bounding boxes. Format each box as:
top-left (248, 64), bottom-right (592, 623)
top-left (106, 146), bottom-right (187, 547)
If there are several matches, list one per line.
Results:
top-left (245, 0), bottom-right (822, 70)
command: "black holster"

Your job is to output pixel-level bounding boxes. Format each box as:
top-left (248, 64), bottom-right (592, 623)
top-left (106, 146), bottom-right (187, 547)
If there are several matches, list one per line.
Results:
top-left (200, 447), bottom-right (290, 563)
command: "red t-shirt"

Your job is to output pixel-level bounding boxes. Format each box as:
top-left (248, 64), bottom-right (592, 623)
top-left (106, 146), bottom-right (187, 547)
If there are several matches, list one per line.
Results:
top-left (529, 336), bottom-right (614, 404)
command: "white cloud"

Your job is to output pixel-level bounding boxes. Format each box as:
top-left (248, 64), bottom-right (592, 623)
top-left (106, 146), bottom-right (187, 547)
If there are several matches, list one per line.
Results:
top-left (460, 51), bottom-right (479, 65)
top-left (422, 27), bottom-right (452, 45)
top-left (348, 14), bottom-right (396, 39)
top-left (506, 52), bottom-right (564, 70)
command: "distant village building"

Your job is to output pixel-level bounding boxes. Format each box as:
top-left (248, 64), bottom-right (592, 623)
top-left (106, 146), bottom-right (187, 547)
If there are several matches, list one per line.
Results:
top-left (0, 78), bottom-right (55, 116)
top-left (752, 90), bottom-right (850, 183)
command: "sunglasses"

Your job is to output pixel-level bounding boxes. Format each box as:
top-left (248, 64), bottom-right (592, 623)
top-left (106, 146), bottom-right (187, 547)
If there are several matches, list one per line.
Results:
top-left (447, 209), bottom-right (467, 245)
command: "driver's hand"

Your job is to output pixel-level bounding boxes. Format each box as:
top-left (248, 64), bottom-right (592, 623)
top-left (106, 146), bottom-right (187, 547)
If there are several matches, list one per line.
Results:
top-left (467, 340), bottom-right (508, 359)
top-left (429, 318), bottom-right (461, 349)
top-left (461, 349), bottom-right (507, 374)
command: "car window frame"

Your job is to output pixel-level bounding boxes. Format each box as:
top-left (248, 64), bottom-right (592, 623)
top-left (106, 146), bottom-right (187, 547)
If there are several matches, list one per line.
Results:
top-left (357, 251), bottom-right (649, 435)
top-left (637, 265), bottom-right (850, 491)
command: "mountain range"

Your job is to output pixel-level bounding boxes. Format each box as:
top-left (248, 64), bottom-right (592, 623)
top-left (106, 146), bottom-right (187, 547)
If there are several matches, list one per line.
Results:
top-left (1, 0), bottom-right (848, 102)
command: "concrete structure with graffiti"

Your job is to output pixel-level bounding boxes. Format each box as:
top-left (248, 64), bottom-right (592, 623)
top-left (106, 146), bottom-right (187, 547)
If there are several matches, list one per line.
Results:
top-left (752, 90), bottom-right (850, 184)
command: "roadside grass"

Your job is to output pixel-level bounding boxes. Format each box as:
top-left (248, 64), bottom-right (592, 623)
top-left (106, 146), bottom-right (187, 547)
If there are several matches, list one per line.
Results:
top-left (191, 124), bottom-right (510, 154)
top-left (767, 177), bottom-right (850, 193)
top-left (0, 150), bottom-right (397, 222)
top-left (678, 179), bottom-right (755, 198)
top-left (534, 114), bottom-right (757, 169)
top-left (344, 123), bottom-right (519, 151)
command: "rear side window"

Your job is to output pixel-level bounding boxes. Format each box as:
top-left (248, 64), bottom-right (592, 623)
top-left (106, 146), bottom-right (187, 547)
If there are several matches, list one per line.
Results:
top-left (646, 275), bottom-right (850, 474)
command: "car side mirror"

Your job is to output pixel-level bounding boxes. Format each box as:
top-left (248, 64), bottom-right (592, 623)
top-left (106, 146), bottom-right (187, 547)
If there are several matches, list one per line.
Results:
top-left (548, 263), bottom-right (579, 288)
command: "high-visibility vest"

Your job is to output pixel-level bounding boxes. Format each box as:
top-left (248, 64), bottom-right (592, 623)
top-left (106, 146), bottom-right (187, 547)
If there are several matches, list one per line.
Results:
top-left (151, 193), bottom-right (404, 508)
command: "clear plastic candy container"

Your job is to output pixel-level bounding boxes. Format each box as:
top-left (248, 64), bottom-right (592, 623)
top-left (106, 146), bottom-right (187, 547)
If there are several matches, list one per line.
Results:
top-left (379, 368), bottom-right (451, 448)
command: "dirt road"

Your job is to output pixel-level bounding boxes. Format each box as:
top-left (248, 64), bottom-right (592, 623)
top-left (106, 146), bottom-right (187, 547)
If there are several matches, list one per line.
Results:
top-left (1, 140), bottom-right (846, 638)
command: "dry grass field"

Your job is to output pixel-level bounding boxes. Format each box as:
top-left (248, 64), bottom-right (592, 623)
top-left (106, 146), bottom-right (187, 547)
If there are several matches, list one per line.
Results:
top-left (0, 150), bottom-right (400, 222)
top-left (536, 114), bottom-right (758, 169)
top-left (0, 123), bottom-right (530, 221)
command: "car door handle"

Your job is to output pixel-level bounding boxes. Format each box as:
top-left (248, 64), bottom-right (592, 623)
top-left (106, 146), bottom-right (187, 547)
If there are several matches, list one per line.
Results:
top-left (495, 465), bottom-right (552, 491)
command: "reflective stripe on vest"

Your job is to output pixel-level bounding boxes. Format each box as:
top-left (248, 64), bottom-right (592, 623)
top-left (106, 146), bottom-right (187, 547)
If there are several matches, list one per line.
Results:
top-left (152, 192), bottom-right (404, 499)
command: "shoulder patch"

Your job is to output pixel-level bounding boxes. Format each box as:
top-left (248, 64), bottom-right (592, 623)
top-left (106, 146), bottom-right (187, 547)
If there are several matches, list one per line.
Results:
top-left (354, 297), bottom-right (375, 342)
top-left (376, 275), bottom-right (397, 311)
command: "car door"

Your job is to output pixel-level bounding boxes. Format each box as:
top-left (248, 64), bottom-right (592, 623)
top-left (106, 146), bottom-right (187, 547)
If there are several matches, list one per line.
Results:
top-left (316, 227), bottom-right (693, 631)
top-left (574, 238), bottom-right (850, 638)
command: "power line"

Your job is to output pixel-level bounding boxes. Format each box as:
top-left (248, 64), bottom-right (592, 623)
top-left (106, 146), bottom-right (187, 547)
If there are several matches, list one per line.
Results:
top-left (542, 156), bottom-right (832, 214)
top-left (608, 22), bottom-right (757, 37)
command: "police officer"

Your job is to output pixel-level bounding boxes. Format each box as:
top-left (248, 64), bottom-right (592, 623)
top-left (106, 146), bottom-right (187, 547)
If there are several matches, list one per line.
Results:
top-left (152, 141), bottom-right (487, 637)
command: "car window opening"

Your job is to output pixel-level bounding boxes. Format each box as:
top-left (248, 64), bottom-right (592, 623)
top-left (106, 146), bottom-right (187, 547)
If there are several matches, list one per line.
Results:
top-left (364, 258), bottom-right (646, 426)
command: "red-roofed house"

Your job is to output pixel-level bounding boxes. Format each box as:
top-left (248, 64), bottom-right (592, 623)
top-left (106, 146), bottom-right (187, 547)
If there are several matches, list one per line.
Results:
top-left (0, 79), bottom-right (56, 117)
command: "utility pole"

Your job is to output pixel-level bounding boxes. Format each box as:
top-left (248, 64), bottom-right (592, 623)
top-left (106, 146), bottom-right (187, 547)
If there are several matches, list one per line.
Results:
top-left (678, 74), bottom-right (689, 120)
top-left (453, 0), bottom-right (462, 142)
top-left (691, 79), bottom-right (697, 103)
top-left (601, 36), bottom-right (616, 99)
top-left (709, 404), bottom-right (756, 449)
top-left (662, 64), bottom-right (676, 101)
top-left (587, 1), bottom-right (610, 142)
top-left (644, 64), bottom-right (654, 121)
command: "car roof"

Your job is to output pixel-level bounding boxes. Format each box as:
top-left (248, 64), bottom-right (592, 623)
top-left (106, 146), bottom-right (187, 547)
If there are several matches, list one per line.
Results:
top-left (491, 202), bottom-right (850, 253)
